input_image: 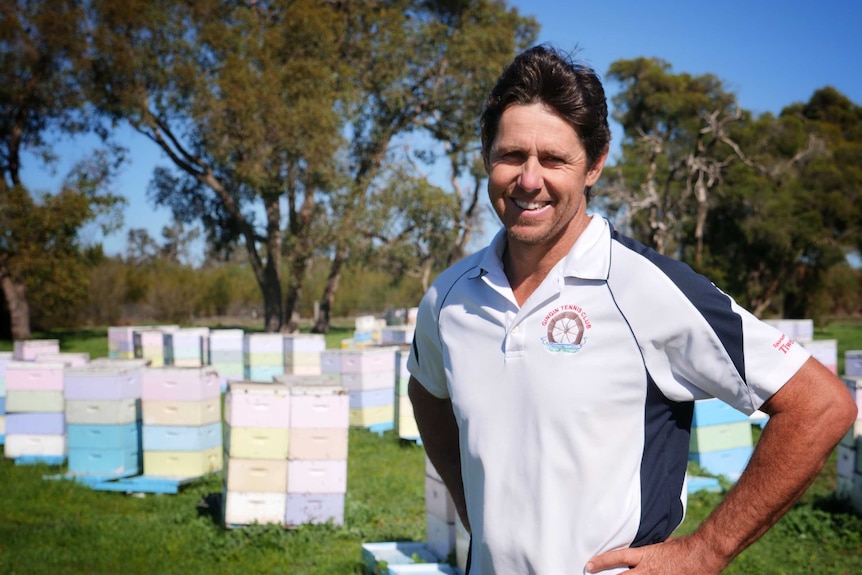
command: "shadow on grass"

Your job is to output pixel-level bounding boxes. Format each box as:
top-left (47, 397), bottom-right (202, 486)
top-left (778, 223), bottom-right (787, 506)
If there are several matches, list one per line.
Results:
top-left (196, 491), bottom-right (224, 526)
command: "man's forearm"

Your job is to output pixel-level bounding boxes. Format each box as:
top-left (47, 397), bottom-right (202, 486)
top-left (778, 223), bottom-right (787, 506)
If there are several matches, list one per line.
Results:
top-left (688, 358), bottom-right (857, 566)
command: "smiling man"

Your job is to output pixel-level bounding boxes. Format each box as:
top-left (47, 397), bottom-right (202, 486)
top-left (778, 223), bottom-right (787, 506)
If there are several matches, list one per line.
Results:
top-left (407, 44), bottom-right (857, 575)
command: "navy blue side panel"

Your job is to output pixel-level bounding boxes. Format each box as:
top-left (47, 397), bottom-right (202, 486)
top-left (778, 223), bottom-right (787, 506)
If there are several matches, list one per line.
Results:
top-left (610, 228), bottom-right (745, 381)
top-left (633, 373), bottom-right (693, 547)
top-left (412, 337), bottom-right (420, 367)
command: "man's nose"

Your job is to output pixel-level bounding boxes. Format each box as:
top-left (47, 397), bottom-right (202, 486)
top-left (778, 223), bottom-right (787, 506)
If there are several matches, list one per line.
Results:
top-left (518, 156), bottom-right (543, 192)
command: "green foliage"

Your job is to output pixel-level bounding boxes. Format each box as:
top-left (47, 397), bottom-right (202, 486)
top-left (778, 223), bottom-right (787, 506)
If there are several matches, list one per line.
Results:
top-left (603, 56), bottom-right (862, 320)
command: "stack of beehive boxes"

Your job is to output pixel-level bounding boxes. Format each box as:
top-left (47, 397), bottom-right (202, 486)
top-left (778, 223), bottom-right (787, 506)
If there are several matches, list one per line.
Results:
top-left (802, 339), bottom-right (839, 375)
top-left (108, 326), bottom-right (140, 359)
top-left (0, 351), bottom-right (11, 445)
top-left (394, 346), bottom-right (420, 442)
top-left (64, 364), bottom-right (143, 478)
top-left (4, 340), bottom-right (65, 462)
top-left (223, 376), bottom-right (349, 528)
top-left (282, 375), bottom-right (349, 527)
top-left (322, 347), bottom-right (397, 431)
top-left (134, 329), bottom-right (169, 367)
top-left (381, 325), bottom-right (415, 347)
top-left (140, 366), bottom-right (222, 478)
top-left (351, 315), bottom-right (378, 347)
top-left (762, 318), bottom-right (814, 344)
top-left (244, 333), bottom-right (285, 381)
top-left (208, 329), bottom-right (245, 390)
top-left (688, 398), bottom-right (753, 482)
top-left (164, 327), bottom-right (210, 368)
top-left (838, 350), bottom-right (862, 513)
top-left (224, 380), bottom-right (293, 526)
top-left (109, 325), bottom-right (179, 360)
top-left (283, 334), bottom-right (326, 376)
top-left (425, 454), bottom-right (458, 561)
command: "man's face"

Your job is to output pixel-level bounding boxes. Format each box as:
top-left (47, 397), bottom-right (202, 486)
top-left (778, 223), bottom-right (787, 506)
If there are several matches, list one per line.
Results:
top-left (486, 103), bottom-right (605, 252)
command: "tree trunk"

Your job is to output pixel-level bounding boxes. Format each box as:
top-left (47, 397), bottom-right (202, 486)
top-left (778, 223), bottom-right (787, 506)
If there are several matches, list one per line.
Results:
top-left (259, 194), bottom-right (284, 332)
top-left (0, 269), bottom-right (32, 340)
top-left (260, 256), bottom-right (283, 333)
top-left (283, 250), bottom-right (310, 334)
top-left (312, 245), bottom-right (347, 334)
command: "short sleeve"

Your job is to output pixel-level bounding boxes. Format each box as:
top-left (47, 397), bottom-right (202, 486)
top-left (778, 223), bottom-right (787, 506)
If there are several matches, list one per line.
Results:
top-left (406, 286), bottom-right (450, 399)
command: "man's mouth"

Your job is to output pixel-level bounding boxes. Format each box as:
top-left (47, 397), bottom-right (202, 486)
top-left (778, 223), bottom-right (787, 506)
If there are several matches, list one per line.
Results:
top-left (513, 199), bottom-right (549, 211)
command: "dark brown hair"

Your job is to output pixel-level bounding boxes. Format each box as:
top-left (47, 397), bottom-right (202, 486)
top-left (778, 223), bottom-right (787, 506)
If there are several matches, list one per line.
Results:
top-left (480, 44), bottom-right (611, 189)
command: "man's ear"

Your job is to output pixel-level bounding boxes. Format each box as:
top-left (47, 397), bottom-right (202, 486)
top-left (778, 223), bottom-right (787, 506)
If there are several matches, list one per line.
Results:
top-left (585, 148), bottom-right (609, 187)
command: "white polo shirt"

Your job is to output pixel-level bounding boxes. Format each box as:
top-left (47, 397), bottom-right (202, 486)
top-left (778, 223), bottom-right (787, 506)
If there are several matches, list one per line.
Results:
top-left (407, 215), bottom-right (809, 575)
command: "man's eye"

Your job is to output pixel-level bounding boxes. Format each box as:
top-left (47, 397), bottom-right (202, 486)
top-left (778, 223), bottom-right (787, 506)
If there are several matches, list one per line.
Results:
top-left (500, 152), bottom-right (525, 163)
top-left (542, 157), bottom-right (564, 166)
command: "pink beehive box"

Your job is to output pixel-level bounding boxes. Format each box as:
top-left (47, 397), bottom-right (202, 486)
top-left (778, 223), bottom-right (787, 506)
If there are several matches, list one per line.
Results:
top-left (134, 330), bottom-right (165, 347)
top-left (287, 460), bottom-right (347, 494)
top-left (340, 370), bottom-right (395, 392)
top-left (244, 333), bottom-right (284, 353)
top-left (141, 367), bottom-right (220, 401)
top-left (339, 348), bottom-right (397, 374)
top-left (225, 381), bottom-right (291, 428)
top-left (288, 384), bottom-right (348, 429)
top-left (5, 361), bottom-right (65, 391)
top-left (283, 334), bottom-right (326, 353)
top-left (13, 339), bottom-right (60, 361)
top-left (288, 428), bottom-right (348, 460)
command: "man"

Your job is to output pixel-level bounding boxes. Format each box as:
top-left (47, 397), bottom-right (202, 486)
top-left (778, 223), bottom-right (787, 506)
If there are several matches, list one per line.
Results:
top-left (407, 44), bottom-right (857, 574)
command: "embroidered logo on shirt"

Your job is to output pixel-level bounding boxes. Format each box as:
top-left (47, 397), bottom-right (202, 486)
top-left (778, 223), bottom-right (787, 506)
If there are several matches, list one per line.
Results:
top-left (772, 334), bottom-right (796, 354)
top-left (540, 305), bottom-right (591, 354)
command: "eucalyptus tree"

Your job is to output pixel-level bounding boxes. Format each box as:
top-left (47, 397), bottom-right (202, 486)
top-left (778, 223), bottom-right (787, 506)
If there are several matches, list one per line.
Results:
top-left (602, 57), bottom-right (743, 263)
top-left (84, 0), bottom-right (351, 332)
top-left (312, 0), bottom-right (537, 332)
top-left (703, 88), bottom-right (860, 318)
top-left (0, 0), bottom-right (123, 339)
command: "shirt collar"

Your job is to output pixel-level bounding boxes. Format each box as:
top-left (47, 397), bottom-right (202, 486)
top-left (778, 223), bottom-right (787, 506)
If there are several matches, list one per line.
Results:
top-left (469, 214), bottom-right (611, 281)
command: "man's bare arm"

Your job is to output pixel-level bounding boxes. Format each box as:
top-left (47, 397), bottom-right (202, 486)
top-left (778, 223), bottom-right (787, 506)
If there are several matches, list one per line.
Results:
top-left (587, 357), bottom-right (858, 574)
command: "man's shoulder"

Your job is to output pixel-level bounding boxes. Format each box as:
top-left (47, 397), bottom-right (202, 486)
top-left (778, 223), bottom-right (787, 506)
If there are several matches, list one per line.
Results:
top-left (430, 248), bottom-right (487, 290)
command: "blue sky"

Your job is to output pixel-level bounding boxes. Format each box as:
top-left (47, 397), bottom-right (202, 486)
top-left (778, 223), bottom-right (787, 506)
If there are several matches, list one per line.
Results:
top-left (21, 0), bottom-right (862, 257)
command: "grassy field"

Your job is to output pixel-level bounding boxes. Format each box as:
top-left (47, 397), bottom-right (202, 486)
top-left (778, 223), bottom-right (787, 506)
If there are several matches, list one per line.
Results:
top-left (0, 321), bottom-right (861, 574)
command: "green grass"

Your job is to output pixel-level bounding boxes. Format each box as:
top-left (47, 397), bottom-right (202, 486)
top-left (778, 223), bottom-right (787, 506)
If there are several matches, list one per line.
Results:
top-left (0, 429), bottom-right (426, 575)
top-left (0, 320), bottom-right (861, 573)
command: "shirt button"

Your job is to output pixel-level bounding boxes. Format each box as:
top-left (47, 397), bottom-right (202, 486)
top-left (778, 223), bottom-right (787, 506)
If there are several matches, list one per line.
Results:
top-left (511, 326), bottom-right (519, 334)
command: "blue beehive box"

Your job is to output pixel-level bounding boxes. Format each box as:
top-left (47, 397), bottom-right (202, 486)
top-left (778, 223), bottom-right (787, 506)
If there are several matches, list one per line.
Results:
top-left (689, 446), bottom-right (753, 481)
top-left (692, 398), bottom-right (749, 427)
top-left (67, 422), bottom-right (141, 449)
top-left (687, 475), bottom-right (722, 494)
top-left (362, 542), bottom-right (444, 574)
top-left (142, 422), bottom-right (222, 451)
top-left (68, 447), bottom-right (141, 475)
